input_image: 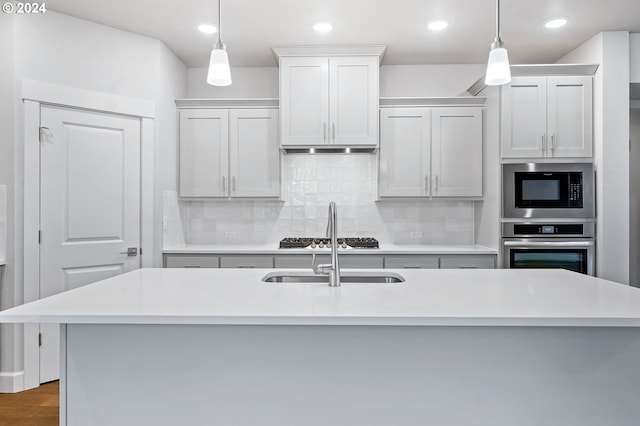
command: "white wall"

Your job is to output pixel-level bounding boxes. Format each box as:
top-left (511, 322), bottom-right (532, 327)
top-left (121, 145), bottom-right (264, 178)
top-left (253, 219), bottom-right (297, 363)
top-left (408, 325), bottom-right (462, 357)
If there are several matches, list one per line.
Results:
top-left (631, 33), bottom-right (640, 83)
top-left (187, 67), bottom-right (278, 98)
top-left (474, 84), bottom-right (501, 255)
top-left (1, 11), bottom-right (186, 391)
top-left (380, 64), bottom-right (485, 97)
top-left (557, 32), bottom-right (630, 284)
top-left (630, 110), bottom-right (640, 286)
top-left (186, 64), bottom-right (485, 99)
top-left (0, 13), bottom-right (19, 390)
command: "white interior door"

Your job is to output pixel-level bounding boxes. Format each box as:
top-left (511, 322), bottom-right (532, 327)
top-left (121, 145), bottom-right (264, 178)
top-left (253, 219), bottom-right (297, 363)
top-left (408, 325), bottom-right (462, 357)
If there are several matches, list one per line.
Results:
top-left (39, 105), bottom-right (141, 383)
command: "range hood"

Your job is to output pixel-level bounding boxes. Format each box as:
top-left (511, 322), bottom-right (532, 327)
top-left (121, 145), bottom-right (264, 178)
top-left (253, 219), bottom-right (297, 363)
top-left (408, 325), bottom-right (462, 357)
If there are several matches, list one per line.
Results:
top-left (281, 147), bottom-right (377, 154)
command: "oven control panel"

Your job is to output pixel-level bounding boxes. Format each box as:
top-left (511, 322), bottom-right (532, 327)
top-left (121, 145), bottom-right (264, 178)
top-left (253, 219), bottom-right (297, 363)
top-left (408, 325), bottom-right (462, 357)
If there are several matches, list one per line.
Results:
top-left (502, 222), bottom-right (595, 238)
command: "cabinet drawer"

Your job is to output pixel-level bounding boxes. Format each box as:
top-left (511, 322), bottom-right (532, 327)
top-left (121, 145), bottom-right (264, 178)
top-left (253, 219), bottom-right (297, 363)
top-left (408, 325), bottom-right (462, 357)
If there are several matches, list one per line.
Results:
top-left (274, 254), bottom-right (383, 269)
top-left (439, 255), bottom-right (496, 269)
top-left (164, 255), bottom-right (219, 268)
top-left (219, 256), bottom-right (274, 268)
top-left (384, 255), bottom-right (439, 269)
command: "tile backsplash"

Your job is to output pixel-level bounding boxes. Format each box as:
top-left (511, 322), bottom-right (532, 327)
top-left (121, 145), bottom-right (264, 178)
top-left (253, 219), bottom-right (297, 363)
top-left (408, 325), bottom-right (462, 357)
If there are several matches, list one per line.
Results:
top-left (182, 154), bottom-right (475, 245)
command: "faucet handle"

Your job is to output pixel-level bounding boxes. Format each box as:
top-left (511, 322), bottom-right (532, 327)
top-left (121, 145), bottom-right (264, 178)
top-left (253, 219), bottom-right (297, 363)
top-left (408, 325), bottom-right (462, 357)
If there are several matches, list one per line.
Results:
top-left (311, 250), bottom-right (319, 274)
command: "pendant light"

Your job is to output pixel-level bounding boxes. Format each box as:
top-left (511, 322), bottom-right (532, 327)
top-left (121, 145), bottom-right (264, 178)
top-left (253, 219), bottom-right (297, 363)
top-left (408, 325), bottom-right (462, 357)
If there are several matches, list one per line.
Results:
top-left (485, 0), bottom-right (511, 86)
top-left (207, 0), bottom-right (232, 86)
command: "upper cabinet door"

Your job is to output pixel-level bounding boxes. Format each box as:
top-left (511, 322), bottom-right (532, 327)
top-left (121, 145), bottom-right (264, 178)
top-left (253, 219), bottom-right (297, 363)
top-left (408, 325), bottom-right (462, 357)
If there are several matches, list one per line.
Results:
top-left (229, 109), bottom-right (280, 198)
top-left (179, 109), bottom-right (229, 197)
top-left (547, 76), bottom-right (593, 158)
top-left (329, 56), bottom-right (379, 146)
top-left (431, 107), bottom-right (483, 197)
top-left (279, 57), bottom-right (329, 146)
top-left (379, 108), bottom-right (431, 197)
top-left (501, 76), bottom-right (548, 158)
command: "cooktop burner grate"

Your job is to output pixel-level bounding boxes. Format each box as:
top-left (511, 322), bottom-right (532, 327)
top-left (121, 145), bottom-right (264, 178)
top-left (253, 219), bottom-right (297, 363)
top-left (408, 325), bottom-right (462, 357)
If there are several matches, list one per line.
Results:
top-left (279, 237), bottom-right (379, 249)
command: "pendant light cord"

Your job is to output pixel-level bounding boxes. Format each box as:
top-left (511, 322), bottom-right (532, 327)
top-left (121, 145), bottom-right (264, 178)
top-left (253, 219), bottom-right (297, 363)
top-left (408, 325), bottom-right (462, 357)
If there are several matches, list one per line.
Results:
top-left (495, 0), bottom-right (501, 43)
top-left (217, 0), bottom-right (223, 44)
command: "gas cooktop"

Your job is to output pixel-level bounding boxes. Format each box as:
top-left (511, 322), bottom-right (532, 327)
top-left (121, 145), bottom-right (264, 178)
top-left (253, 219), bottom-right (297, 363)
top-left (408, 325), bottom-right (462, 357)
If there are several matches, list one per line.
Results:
top-left (279, 237), bottom-right (379, 249)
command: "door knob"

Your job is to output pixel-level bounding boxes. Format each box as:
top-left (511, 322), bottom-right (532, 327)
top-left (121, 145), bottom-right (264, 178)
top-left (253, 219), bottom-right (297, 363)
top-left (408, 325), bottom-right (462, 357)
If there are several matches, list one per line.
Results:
top-left (120, 247), bottom-right (138, 256)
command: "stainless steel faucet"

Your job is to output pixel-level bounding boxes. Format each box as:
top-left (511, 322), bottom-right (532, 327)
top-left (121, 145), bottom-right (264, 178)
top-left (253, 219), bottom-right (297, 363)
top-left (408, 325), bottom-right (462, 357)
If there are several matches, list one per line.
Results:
top-left (313, 201), bottom-right (341, 286)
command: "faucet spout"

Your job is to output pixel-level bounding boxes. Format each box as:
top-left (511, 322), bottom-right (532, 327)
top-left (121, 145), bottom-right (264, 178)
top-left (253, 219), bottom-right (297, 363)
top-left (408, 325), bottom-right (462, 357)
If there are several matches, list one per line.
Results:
top-left (313, 201), bottom-right (341, 286)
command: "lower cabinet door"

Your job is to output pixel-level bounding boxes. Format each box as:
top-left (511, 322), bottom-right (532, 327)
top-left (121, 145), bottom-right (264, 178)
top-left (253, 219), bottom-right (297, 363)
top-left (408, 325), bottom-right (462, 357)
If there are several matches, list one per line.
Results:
top-left (219, 256), bottom-right (274, 268)
top-left (164, 255), bottom-right (220, 268)
top-left (439, 255), bottom-right (496, 269)
top-left (384, 255), bottom-right (439, 269)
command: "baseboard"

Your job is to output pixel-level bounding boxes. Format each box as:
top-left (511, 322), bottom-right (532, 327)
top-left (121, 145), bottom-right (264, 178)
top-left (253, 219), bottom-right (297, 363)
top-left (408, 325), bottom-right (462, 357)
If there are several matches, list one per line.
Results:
top-left (0, 371), bottom-right (25, 393)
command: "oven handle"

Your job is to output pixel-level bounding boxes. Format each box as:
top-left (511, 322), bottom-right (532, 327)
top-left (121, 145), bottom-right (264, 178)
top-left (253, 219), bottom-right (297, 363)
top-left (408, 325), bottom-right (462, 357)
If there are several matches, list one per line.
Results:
top-left (503, 240), bottom-right (594, 248)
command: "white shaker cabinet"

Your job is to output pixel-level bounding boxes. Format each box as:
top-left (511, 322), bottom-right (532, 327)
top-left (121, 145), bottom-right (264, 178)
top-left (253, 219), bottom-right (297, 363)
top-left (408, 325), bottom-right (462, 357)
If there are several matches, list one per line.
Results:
top-left (179, 107), bottom-right (280, 198)
top-left (501, 76), bottom-right (593, 159)
top-left (179, 109), bottom-right (228, 197)
top-left (279, 56), bottom-right (379, 148)
top-left (379, 106), bottom-right (483, 198)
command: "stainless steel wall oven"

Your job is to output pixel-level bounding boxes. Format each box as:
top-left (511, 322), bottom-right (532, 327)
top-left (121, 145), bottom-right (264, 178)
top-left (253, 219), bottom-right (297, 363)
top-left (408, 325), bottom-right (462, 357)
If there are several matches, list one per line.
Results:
top-left (502, 221), bottom-right (595, 276)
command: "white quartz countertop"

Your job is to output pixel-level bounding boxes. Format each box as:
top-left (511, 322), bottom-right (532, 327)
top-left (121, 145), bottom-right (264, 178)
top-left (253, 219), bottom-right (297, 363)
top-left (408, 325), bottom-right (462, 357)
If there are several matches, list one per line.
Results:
top-left (2, 268), bottom-right (640, 327)
top-left (163, 244), bottom-right (498, 255)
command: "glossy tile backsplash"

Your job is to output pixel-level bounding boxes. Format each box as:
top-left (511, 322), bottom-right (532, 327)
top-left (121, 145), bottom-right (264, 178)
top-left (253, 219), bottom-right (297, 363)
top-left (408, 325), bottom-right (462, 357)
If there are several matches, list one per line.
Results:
top-left (183, 154), bottom-right (475, 245)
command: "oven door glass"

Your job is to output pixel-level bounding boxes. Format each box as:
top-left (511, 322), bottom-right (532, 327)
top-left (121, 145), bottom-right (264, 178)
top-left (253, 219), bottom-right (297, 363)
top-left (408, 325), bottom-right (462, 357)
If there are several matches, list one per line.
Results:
top-left (514, 172), bottom-right (572, 208)
top-left (509, 249), bottom-right (588, 274)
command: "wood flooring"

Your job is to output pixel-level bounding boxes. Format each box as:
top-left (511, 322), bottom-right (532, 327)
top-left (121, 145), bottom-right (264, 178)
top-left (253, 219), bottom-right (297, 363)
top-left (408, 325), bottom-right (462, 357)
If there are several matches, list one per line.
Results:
top-left (0, 381), bottom-right (59, 426)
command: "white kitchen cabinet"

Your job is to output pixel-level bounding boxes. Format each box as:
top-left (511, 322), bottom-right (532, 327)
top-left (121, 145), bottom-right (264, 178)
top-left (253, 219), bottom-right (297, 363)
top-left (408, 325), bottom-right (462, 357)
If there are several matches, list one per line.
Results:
top-left (279, 56), bottom-right (379, 147)
top-left (501, 76), bottom-right (593, 159)
top-left (219, 255), bottom-right (274, 268)
top-left (379, 107), bottom-right (483, 198)
top-left (384, 255), bottom-right (439, 269)
top-left (164, 255), bottom-right (220, 268)
top-left (274, 254), bottom-right (383, 269)
top-left (439, 255), bottom-right (496, 269)
top-left (179, 108), bottom-right (279, 198)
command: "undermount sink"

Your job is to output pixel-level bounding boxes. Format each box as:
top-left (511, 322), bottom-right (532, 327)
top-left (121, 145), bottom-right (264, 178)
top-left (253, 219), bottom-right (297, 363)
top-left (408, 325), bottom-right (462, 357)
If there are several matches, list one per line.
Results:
top-left (261, 270), bottom-right (405, 284)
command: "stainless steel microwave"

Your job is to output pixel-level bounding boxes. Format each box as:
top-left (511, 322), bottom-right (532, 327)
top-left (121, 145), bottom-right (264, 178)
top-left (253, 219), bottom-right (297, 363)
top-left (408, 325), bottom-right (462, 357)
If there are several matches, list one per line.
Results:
top-left (503, 163), bottom-right (595, 219)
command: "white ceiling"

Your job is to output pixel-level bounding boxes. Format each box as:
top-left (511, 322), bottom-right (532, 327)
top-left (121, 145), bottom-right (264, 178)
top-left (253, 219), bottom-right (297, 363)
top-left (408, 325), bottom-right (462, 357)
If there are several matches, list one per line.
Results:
top-left (49, 0), bottom-right (640, 68)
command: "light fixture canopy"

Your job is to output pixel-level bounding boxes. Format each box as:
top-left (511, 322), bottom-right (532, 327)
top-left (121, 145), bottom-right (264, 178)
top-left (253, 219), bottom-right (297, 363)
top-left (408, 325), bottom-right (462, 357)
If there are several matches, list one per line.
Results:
top-left (207, 0), bottom-right (232, 86)
top-left (485, 0), bottom-right (511, 86)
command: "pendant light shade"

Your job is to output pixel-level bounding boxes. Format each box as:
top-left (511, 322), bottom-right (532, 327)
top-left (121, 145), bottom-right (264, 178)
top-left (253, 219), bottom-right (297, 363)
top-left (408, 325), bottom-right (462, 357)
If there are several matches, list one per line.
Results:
top-left (207, 0), bottom-right (232, 86)
top-left (485, 0), bottom-right (511, 86)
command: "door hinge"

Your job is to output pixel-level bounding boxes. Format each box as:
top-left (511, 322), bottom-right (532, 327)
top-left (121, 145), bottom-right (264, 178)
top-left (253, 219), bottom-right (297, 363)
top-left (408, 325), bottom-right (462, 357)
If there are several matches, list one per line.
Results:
top-left (38, 127), bottom-right (49, 143)
top-left (38, 230), bottom-right (41, 244)
top-left (38, 332), bottom-right (42, 347)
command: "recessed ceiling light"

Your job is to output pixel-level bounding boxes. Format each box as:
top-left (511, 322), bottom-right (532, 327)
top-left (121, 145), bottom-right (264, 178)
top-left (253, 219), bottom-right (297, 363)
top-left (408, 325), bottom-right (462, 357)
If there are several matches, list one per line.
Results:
top-left (544, 17), bottom-right (568, 29)
top-left (427, 20), bottom-right (449, 31)
top-left (313, 22), bottom-right (333, 33)
top-left (197, 23), bottom-right (217, 34)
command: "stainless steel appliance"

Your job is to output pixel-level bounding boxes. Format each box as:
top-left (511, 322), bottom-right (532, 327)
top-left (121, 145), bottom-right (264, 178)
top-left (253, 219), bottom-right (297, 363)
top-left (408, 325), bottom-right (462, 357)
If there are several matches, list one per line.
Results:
top-left (503, 163), bottom-right (594, 219)
top-left (502, 221), bottom-right (595, 275)
top-left (279, 237), bottom-right (379, 249)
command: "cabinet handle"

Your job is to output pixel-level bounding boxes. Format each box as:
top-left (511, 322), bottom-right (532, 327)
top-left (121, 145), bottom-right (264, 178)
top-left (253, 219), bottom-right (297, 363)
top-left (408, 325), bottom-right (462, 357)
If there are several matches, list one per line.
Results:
top-left (541, 135), bottom-right (546, 153)
top-left (332, 122), bottom-right (336, 143)
top-left (323, 122), bottom-right (327, 142)
top-left (551, 134), bottom-right (556, 154)
top-left (232, 176), bottom-right (236, 192)
top-left (222, 176), bottom-right (226, 193)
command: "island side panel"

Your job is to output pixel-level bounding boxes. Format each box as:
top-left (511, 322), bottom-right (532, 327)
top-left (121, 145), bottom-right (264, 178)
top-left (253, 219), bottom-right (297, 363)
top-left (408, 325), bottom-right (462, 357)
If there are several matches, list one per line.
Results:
top-left (64, 324), bottom-right (640, 426)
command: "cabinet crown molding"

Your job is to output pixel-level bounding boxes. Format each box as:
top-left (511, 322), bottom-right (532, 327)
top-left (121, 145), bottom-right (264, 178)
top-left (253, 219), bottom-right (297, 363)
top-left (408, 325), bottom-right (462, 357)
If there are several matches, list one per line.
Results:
top-left (380, 97), bottom-right (486, 107)
top-left (175, 98), bottom-right (279, 108)
top-left (271, 45), bottom-right (387, 66)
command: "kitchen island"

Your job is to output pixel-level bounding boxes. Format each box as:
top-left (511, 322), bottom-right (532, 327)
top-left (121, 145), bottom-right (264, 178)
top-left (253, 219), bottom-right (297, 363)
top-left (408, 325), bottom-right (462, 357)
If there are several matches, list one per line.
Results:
top-left (2, 268), bottom-right (640, 425)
